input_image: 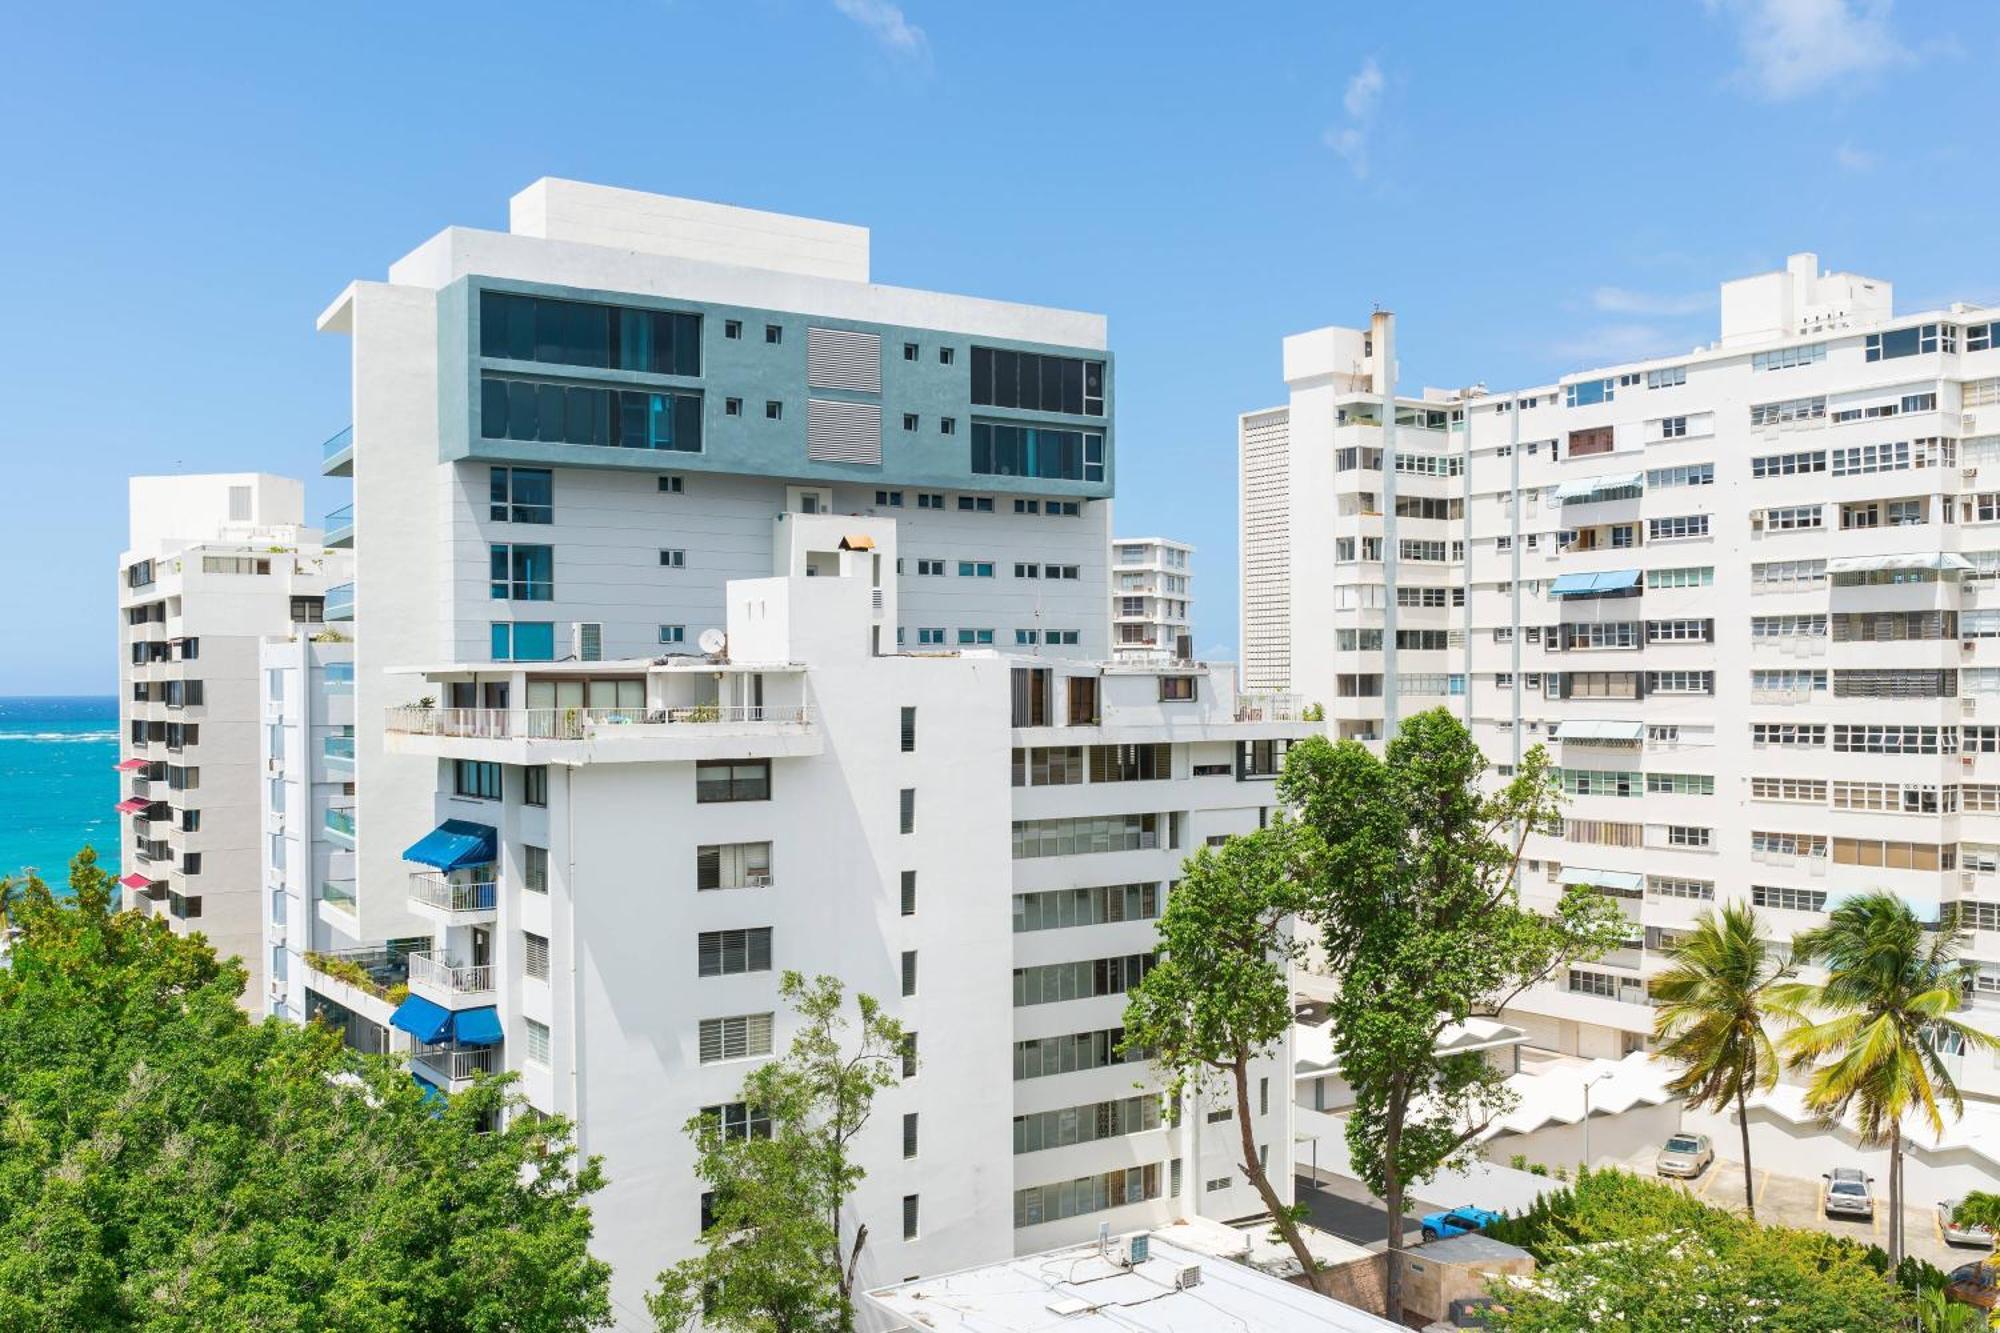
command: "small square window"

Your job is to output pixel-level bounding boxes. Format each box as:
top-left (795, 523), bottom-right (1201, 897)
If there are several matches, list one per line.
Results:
top-left (724, 397), bottom-right (742, 417)
top-left (902, 413), bottom-right (918, 431)
top-left (766, 401), bottom-right (783, 421)
top-left (658, 475), bottom-right (684, 494)
top-left (938, 347), bottom-right (955, 366)
top-left (660, 625), bottom-right (686, 644)
top-left (939, 417), bottom-right (956, 436)
top-left (903, 342), bottom-right (919, 361)
top-left (764, 324), bottom-right (783, 345)
top-left (724, 320), bottom-right (743, 339)
top-left (660, 549), bottom-right (687, 568)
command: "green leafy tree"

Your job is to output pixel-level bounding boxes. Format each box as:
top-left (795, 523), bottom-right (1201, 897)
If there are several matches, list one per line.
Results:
top-left (649, 972), bottom-right (907, 1333)
top-left (1121, 822), bottom-right (1319, 1285)
top-left (0, 846), bottom-right (611, 1331)
top-left (1649, 902), bottom-right (1795, 1219)
top-left (1279, 710), bottom-right (1628, 1323)
top-left (1773, 892), bottom-right (2000, 1267)
top-left (1487, 1168), bottom-right (1911, 1331)
top-left (1953, 1189), bottom-right (2000, 1233)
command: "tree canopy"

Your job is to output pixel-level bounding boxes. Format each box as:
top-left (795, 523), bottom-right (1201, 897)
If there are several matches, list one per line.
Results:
top-left (0, 848), bottom-right (611, 1332)
top-left (1279, 709), bottom-right (1628, 1322)
top-left (1486, 1168), bottom-right (1912, 1331)
top-left (649, 971), bottom-right (907, 1333)
top-left (1121, 821), bottom-right (1317, 1283)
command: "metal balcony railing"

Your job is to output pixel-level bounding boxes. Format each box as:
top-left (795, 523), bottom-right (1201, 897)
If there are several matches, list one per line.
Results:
top-left (407, 872), bottom-right (498, 915)
top-left (408, 951), bottom-right (494, 996)
top-left (386, 704), bottom-right (813, 739)
top-left (411, 1042), bottom-right (501, 1083)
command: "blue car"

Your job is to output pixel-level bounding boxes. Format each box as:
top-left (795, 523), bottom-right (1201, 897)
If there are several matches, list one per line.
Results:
top-left (1419, 1205), bottom-right (1502, 1242)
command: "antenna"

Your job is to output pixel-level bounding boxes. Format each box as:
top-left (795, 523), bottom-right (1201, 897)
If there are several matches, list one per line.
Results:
top-left (697, 628), bottom-right (727, 656)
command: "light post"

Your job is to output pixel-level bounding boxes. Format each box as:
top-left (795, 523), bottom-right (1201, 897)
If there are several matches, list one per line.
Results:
top-left (1582, 1070), bottom-right (1611, 1169)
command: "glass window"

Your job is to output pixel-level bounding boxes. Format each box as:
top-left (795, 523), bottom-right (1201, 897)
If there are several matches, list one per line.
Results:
top-left (489, 467), bottom-right (554, 523)
top-left (696, 760), bottom-right (771, 803)
top-left (490, 544), bottom-right (554, 601)
top-left (481, 374), bottom-right (703, 453)
top-left (479, 290), bottom-right (700, 375)
top-left (970, 422), bottom-right (1107, 483)
top-left (970, 346), bottom-right (1105, 416)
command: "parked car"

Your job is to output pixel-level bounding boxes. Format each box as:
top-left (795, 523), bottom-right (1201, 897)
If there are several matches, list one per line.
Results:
top-left (1821, 1167), bottom-right (1874, 1221)
top-left (1940, 1200), bottom-right (1998, 1249)
top-left (1654, 1133), bottom-right (1715, 1179)
top-left (1420, 1206), bottom-right (1502, 1242)
top-left (1945, 1261), bottom-right (1998, 1312)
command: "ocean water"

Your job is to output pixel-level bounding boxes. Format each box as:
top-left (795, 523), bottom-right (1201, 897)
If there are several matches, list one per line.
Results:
top-left (0, 696), bottom-right (120, 884)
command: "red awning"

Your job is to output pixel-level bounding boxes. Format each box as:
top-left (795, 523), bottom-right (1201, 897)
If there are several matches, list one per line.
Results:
top-left (114, 758), bottom-right (149, 772)
top-left (118, 873), bottom-right (153, 889)
top-left (114, 797), bottom-right (148, 814)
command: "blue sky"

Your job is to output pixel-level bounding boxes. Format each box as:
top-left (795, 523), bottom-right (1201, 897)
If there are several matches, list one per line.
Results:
top-left (3, 0), bottom-right (1996, 694)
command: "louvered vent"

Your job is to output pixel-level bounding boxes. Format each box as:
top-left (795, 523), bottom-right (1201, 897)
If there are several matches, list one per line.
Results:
top-left (807, 399), bottom-right (883, 465)
top-left (807, 327), bottom-right (882, 393)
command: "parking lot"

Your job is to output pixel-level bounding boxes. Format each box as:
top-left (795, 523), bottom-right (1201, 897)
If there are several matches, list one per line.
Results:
top-left (1625, 1149), bottom-right (1988, 1272)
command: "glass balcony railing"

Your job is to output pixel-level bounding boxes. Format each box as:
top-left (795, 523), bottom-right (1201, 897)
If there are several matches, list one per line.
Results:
top-left (325, 582), bottom-right (354, 622)
top-left (323, 734), bottom-right (355, 773)
top-left (320, 879), bottom-right (357, 911)
top-left (324, 503), bottom-right (354, 548)
top-left (324, 806), bottom-right (356, 843)
top-left (321, 425), bottom-right (354, 477)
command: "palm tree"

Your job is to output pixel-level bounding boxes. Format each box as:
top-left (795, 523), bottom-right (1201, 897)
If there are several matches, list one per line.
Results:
top-left (1649, 903), bottom-right (1793, 1218)
top-left (1773, 892), bottom-right (2000, 1266)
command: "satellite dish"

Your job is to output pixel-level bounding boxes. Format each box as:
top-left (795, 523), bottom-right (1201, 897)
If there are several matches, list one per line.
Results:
top-left (697, 628), bottom-right (727, 655)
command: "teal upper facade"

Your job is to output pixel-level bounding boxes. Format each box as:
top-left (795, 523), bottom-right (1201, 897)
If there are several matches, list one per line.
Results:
top-left (437, 276), bottom-right (1115, 500)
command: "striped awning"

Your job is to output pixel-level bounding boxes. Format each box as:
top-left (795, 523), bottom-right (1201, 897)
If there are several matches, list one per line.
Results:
top-left (1825, 552), bottom-right (1973, 575)
top-left (1556, 720), bottom-right (1645, 741)
top-left (1552, 473), bottom-right (1643, 503)
top-left (1562, 867), bottom-right (1645, 893)
top-left (1550, 569), bottom-right (1641, 596)
top-left (114, 758), bottom-right (149, 772)
top-left (114, 797), bottom-right (148, 814)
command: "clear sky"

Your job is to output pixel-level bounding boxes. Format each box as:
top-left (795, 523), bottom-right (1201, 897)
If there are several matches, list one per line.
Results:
top-left (3, 0), bottom-right (1996, 694)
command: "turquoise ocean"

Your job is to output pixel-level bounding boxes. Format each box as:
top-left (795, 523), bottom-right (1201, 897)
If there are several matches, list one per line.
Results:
top-left (0, 696), bottom-right (120, 884)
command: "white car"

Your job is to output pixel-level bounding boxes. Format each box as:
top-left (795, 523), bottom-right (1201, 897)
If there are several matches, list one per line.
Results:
top-left (1655, 1133), bottom-right (1714, 1179)
top-left (1940, 1199), bottom-right (1997, 1249)
top-left (1822, 1168), bottom-right (1874, 1221)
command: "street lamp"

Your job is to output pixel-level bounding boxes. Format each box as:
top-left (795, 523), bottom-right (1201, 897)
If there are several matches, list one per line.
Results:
top-left (1582, 1070), bottom-right (1611, 1169)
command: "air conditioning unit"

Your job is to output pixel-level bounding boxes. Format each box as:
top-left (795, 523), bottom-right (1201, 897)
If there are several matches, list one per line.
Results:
top-left (1110, 1233), bottom-right (1150, 1267)
top-left (573, 622), bottom-right (603, 662)
top-left (1171, 1262), bottom-right (1203, 1290)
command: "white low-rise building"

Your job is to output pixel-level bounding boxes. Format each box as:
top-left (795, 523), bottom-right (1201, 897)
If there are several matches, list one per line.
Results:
top-left (864, 1228), bottom-right (1401, 1332)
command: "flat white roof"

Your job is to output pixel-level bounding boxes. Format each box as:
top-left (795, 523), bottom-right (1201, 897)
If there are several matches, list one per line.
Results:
top-left (863, 1233), bottom-right (1399, 1332)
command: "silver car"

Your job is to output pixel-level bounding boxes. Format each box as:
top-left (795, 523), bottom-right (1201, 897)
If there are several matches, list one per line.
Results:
top-left (1655, 1133), bottom-right (1714, 1179)
top-left (1822, 1167), bottom-right (1874, 1220)
top-left (1940, 1199), bottom-right (1997, 1249)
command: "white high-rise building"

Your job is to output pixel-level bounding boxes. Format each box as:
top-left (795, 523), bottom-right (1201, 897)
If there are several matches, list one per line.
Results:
top-left (1111, 537), bottom-right (1194, 662)
top-left (1243, 253), bottom-right (2000, 1087)
top-left (117, 474), bottom-right (351, 1007)
top-left (305, 179), bottom-right (1311, 1326)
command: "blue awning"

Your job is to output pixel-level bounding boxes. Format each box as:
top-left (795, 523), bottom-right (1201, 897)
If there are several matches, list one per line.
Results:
top-left (1549, 569), bottom-right (1642, 597)
top-left (412, 1072), bottom-right (446, 1108)
top-left (391, 993), bottom-right (453, 1043)
top-left (453, 1006), bottom-right (504, 1047)
top-left (402, 819), bottom-right (497, 872)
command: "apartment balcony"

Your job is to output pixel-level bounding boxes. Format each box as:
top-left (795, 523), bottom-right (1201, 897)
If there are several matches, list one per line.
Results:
top-left (410, 1041), bottom-right (502, 1089)
top-left (324, 806), bottom-right (356, 848)
top-left (407, 870), bottom-right (498, 925)
top-left (322, 733), bottom-right (355, 776)
top-left (1233, 693), bottom-right (1304, 723)
top-left (324, 582), bottom-right (355, 622)
top-left (315, 878), bottom-right (360, 931)
top-left (406, 951), bottom-right (495, 1003)
top-left (321, 424), bottom-right (353, 477)
top-left (324, 503), bottom-right (353, 548)
top-left (382, 703), bottom-right (822, 764)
